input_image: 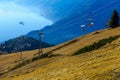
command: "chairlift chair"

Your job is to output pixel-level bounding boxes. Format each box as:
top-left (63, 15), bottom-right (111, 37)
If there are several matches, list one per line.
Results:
top-left (88, 17), bottom-right (94, 27)
top-left (81, 24), bottom-right (86, 31)
top-left (88, 22), bottom-right (94, 27)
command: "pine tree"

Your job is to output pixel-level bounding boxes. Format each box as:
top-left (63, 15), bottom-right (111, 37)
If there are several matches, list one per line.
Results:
top-left (109, 9), bottom-right (119, 28)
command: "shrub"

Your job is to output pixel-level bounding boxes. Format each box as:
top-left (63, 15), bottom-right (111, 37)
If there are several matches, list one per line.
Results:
top-left (73, 35), bottom-right (119, 55)
top-left (31, 52), bottom-right (52, 61)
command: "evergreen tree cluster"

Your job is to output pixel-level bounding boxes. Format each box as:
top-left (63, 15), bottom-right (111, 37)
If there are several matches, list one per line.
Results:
top-left (109, 9), bottom-right (120, 28)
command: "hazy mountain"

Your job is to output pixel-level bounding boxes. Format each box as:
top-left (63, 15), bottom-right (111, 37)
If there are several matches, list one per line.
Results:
top-left (0, 36), bottom-right (52, 53)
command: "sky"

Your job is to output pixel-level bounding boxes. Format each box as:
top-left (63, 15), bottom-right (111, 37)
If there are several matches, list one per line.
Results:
top-left (0, 0), bottom-right (53, 42)
top-left (0, 0), bottom-right (119, 42)
top-left (0, 0), bottom-right (92, 42)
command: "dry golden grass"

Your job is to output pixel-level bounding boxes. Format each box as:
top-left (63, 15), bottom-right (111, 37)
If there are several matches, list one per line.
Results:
top-left (1, 27), bottom-right (120, 80)
top-left (51, 27), bottom-right (120, 55)
top-left (12, 38), bottom-right (120, 80)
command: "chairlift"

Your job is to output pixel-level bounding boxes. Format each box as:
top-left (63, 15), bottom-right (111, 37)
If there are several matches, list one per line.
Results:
top-left (81, 12), bottom-right (94, 31)
top-left (87, 13), bottom-right (94, 27)
top-left (88, 21), bottom-right (94, 27)
top-left (80, 24), bottom-right (86, 31)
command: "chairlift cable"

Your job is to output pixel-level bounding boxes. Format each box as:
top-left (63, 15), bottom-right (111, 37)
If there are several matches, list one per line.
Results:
top-left (44, 0), bottom-right (119, 33)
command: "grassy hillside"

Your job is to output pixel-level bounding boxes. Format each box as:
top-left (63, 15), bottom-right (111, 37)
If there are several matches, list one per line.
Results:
top-left (1, 27), bottom-right (120, 80)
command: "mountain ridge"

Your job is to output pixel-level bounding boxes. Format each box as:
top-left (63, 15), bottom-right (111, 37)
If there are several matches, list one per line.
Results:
top-left (26, 0), bottom-right (120, 44)
top-left (0, 36), bottom-right (52, 53)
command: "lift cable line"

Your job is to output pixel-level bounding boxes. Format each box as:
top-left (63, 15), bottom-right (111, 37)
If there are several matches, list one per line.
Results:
top-left (59, 0), bottom-right (117, 25)
top-left (58, 0), bottom-right (93, 19)
top-left (43, 0), bottom-right (118, 33)
top-left (80, 2), bottom-right (95, 31)
top-left (44, 2), bottom-right (119, 33)
top-left (0, 0), bottom-right (120, 74)
top-left (15, 1), bottom-right (119, 53)
top-left (80, 6), bottom-right (95, 30)
top-left (45, 4), bottom-right (119, 33)
top-left (57, 0), bottom-right (116, 26)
